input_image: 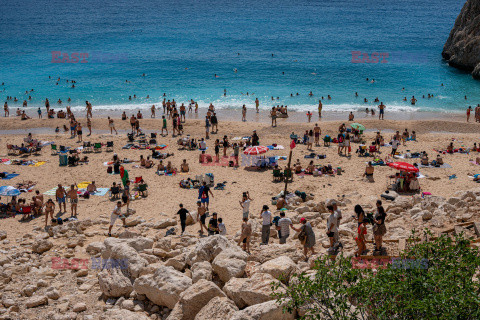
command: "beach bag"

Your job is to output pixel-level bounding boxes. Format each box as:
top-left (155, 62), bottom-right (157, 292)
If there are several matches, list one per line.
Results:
top-left (298, 229), bottom-right (306, 245)
top-left (59, 154), bottom-right (68, 167)
top-left (107, 166), bottom-right (113, 174)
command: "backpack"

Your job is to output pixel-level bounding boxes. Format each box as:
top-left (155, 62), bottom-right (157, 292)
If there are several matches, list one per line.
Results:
top-left (107, 166), bottom-right (113, 174)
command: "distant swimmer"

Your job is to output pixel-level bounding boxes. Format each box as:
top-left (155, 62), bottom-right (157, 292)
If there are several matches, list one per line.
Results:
top-left (271, 96), bottom-right (274, 101)
top-left (214, 74), bottom-right (218, 78)
top-left (374, 97), bottom-right (379, 103)
top-left (371, 79), bottom-right (375, 83)
top-left (321, 96), bottom-right (324, 100)
top-left (129, 96), bottom-right (132, 100)
top-left (296, 93), bottom-right (299, 96)
top-left (366, 78), bottom-right (369, 81)
top-left (355, 92), bottom-right (358, 97)
top-left (224, 89), bottom-right (227, 97)
top-left (57, 99), bottom-right (62, 104)
top-left (364, 98), bottom-right (368, 103)
top-left (402, 87), bottom-right (405, 91)
top-left (142, 73), bottom-right (145, 77)
top-left (441, 83), bottom-right (444, 86)
top-left (411, 96), bottom-right (417, 105)
top-left (282, 72), bottom-right (285, 75)
top-left (233, 68), bottom-right (237, 73)
top-left (271, 54), bottom-right (274, 57)
top-left (403, 97), bottom-right (407, 101)
top-left (327, 95), bottom-right (331, 100)
top-left (465, 95), bottom-right (467, 100)
top-left (308, 91), bottom-right (313, 97)
top-left (67, 97), bottom-right (71, 102)
top-left (146, 95), bottom-right (150, 99)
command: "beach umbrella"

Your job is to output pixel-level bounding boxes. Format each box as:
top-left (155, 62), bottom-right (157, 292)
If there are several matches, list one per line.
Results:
top-left (388, 162), bottom-right (419, 173)
top-left (0, 186), bottom-right (21, 197)
top-left (243, 146), bottom-right (269, 155)
top-left (350, 123), bottom-right (365, 131)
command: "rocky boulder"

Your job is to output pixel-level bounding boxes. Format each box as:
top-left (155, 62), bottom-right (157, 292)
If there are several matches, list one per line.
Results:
top-left (223, 272), bottom-right (285, 309)
top-left (31, 239), bottom-right (53, 254)
top-left (134, 266), bottom-right (192, 309)
top-left (186, 235), bottom-right (238, 265)
top-left (167, 279), bottom-right (226, 320)
top-left (191, 261), bottom-right (213, 283)
top-left (257, 256), bottom-right (297, 283)
top-left (230, 300), bottom-right (295, 320)
top-left (98, 268), bottom-right (133, 298)
top-left (212, 249), bottom-right (248, 283)
top-left (194, 296), bottom-right (239, 320)
top-left (442, 0), bottom-right (480, 79)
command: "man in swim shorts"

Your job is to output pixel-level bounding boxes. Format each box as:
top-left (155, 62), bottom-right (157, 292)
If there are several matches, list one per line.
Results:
top-left (55, 184), bottom-right (67, 213)
top-left (67, 184), bottom-right (78, 217)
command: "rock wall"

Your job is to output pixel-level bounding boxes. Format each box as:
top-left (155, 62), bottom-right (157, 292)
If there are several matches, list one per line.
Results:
top-left (442, 0), bottom-right (480, 79)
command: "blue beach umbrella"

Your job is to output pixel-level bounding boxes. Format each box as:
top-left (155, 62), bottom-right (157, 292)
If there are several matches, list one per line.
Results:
top-left (0, 186), bottom-right (21, 197)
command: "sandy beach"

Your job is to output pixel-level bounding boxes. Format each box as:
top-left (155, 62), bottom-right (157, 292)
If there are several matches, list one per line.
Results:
top-left (1, 111), bottom-right (480, 242)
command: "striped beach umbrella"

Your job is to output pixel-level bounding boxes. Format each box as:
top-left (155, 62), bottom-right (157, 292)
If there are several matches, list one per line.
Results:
top-left (243, 146), bottom-right (269, 155)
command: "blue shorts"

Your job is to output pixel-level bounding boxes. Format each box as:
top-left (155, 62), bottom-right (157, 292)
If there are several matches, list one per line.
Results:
top-left (380, 109), bottom-right (384, 114)
top-left (181, 111), bottom-right (186, 115)
top-left (57, 197), bottom-right (65, 203)
top-left (201, 197), bottom-right (209, 204)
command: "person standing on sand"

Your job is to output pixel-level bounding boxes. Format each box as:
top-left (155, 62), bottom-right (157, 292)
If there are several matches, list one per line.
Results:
top-left (242, 105), bottom-right (247, 122)
top-left (205, 116), bottom-right (210, 140)
top-left (240, 191), bottom-right (253, 219)
top-left (56, 184), bottom-right (67, 213)
top-left (314, 124), bottom-right (321, 146)
top-left (151, 105), bottom-right (156, 118)
top-left (67, 184), bottom-right (78, 217)
top-left (161, 115), bottom-right (168, 136)
top-left (4, 102), bottom-right (8, 117)
top-left (378, 102), bottom-right (385, 120)
top-left (76, 123), bottom-right (83, 142)
top-left (318, 100), bottom-right (322, 118)
top-left (467, 106), bottom-right (472, 122)
top-left (87, 117), bottom-right (92, 136)
top-left (130, 115), bottom-right (136, 133)
top-left (271, 107), bottom-right (277, 127)
top-left (44, 199), bottom-right (55, 228)
top-left (211, 112), bottom-right (218, 133)
top-left (108, 117), bottom-right (118, 135)
top-left (108, 201), bottom-right (126, 237)
top-left (255, 98), bottom-right (259, 113)
top-left (199, 181), bottom-right (214, 211)
top-left (196, 201), bottom-right (207, 234)
top-left (307, 111), bottom-right (312, 122)
top-left (260, 205), bottom-right (272, 245)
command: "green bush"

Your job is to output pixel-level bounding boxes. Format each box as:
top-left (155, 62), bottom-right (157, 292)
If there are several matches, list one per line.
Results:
top-left (272, 230), bottom-right (480, 320)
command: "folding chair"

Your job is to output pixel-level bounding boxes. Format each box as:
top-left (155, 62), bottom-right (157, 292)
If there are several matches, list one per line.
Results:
top-left (20, 206), bottom-right (32, 220)
top-left (7, 145), bottom-right (19, 156)
top-left (273, 169), bottom-right (283, 182)
top-left (94, 143), bottom-right (102, 153)
top-left (369, 145), bottom-right (378, 155)
top-left (83, 142), bottom-right (93, 153)
top-left (106, 141), bottom-right (114, 152)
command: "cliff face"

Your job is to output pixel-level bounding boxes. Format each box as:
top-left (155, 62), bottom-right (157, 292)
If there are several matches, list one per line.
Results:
top-left (442, 0), bottom-right (480, 79)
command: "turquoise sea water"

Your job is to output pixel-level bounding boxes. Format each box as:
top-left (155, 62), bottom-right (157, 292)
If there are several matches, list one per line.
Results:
top-left (0, 0), bottom-right (478, 115)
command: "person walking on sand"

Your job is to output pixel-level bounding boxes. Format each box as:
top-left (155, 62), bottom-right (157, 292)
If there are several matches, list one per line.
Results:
top-left (67, 184), bottom-right (78, 217)
top-left (108, 116), bottom-right (118, 135)
top-left (108, 201), bottom-right (127, 237)
top-left (198, 181), bottom-right (214, 210)
top-left (76, 123), bottom-right (83, 142)
top-left (318, 100), bottom-right (322, 118)
top-left (4, 102), bottom-right (9, 117)
top-left (151, 104), bottom-right (156, 118)
top-left (291, 217), bottom-right (316, 259)
top-left (205, 116), bottom-right (210, 139)
top-left (162, 115), bottom-right (168, 136)
top-left (196, 200), bottom-right (207, 235)
top-left (242, 105), bottom-right (247, 122)
top-left (467, 106), bottom-right (472, 122)
top-left (255, 97), bottom-right (259, 113)
top-left (277, 210), bottom-right (293, 244)
top-left (378, 102), bottom-right (385, 120)
top-left (307, 111), bottom-right (312, 122)
top-left (177, 203), bottom-right (191, 235)
top-left (238, 217), bottom-right (252, 253)
top-left (55, 184), bottom-right (67, 213)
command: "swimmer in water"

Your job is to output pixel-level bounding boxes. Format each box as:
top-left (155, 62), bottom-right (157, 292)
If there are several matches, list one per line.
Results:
top-left (411, 96), bottom-right (417, 105)
top-left (355, 92), bottom-right (358, 97)
top-left (308, 91), bottom-right (313, 97)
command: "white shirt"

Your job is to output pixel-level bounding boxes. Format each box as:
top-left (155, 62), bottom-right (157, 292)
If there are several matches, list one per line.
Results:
top-left (334, 209), bottom-right (342, 229)
top-left (392, 139), bottom-right (400, 149)
top-left (278, 217), bottom-right (292, 236)
top-left (327, 213), bottom-right (338, 233)
top-left (261, 211), bottom-right (272, 225)
top-left (242, 199), bottom-right (251, 213)
top-left (218, 223), bottom-right (226, 235)
top-left (112, 206), bottom-right (121, 215)
top-left (199, 141), bottom-right (207, 149)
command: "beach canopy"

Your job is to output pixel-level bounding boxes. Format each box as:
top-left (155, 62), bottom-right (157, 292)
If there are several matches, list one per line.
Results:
top-left (388, 162), bottom-right (419, 173)
top-left (0, 186), bottom-right (21, 196)
top-left (350, 123), bottom-right (365, 131)
top-left (243, 146), bottom-right (269, 155)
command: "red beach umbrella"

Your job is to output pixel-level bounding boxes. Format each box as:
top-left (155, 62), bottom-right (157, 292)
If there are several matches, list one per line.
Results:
top-left (388, 162), bottom-right (419, 173)
top-left (243, 146), bottom-right (269, 155)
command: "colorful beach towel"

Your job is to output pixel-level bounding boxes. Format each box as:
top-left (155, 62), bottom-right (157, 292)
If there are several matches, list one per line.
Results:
top-left (1, 173), bottom-right (19, 180)
top-left (43, 187), bottom-right (58, 196)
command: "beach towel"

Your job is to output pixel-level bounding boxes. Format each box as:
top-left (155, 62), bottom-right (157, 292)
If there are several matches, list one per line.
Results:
top-left (1, 173), bottom-right (19, 180)
top-left (86, 188), bottom-right (109, 196)
top-left (77, 181), bottom-right (92, 189)
top-left (29, 161), bottom-right (46, 167)
top-left (43, 187), bottom-right (58, 196)
top-left (155, 145), bottom-right (167, 150)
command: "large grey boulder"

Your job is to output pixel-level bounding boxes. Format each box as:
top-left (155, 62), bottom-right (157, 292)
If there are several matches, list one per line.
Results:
top-left (98, 268), bottom-right (133, 298)
top-left (442, 0), bottom-right (480, 79)
top-left (133, 266), bottom-right (192, 309)
top-left (194, 296), bottom-right (238, 320)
